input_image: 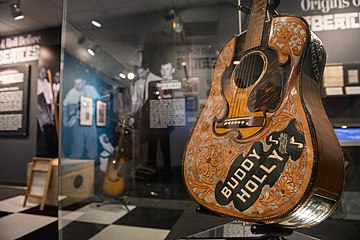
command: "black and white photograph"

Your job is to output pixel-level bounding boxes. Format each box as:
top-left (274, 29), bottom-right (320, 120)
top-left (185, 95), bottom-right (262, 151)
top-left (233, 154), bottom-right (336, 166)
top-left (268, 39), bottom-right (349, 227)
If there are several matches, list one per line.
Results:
top-left (182, 77), bottom-right (200, 96)
top-left (80, 96), bottom-right (93, 126)
top-left (96, 100), bottom-right (106, 127)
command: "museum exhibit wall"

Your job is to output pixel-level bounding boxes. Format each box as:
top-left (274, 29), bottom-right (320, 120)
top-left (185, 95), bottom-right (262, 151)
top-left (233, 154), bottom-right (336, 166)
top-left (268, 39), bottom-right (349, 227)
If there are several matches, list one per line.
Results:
top-left (0, 27), bottom-right (61, 184)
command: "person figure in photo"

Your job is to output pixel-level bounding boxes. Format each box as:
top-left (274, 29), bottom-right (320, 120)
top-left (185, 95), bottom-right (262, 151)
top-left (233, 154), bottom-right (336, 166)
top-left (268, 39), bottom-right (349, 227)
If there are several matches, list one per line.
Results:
top-left (37, 67), bottom-right (57, 157)
top-left (132, 66), bottom-right (161, 115)
top-left (37, 67), bottom-right (54, 130)
top-left (52, 71), bottom-right (61, 104)
top-left (130, 67), bottom-right (148, 117)
top-left (63, 77), bottom-right (100, 159)
top-left (147, 62), bottom-right (175, 169)
top-left (160, 62), bottom-right (175, 80)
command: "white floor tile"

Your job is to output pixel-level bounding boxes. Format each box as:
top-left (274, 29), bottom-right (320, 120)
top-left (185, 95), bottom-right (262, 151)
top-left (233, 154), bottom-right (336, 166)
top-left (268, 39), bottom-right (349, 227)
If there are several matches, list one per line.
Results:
top-left (58, 210), bottom-right (85, 229)
top-left (0, 213), bottom-right (57, 239)
top-left (90, 225), bottom-right (170, 240)
top-left (0, 195), bottom-right (38, 213)
top-left (74, 203), bottom-right (135, 225)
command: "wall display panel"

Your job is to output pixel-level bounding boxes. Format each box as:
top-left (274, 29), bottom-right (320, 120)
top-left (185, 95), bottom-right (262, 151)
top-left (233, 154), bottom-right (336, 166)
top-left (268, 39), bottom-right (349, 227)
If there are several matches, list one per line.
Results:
top-left (0, 27), bottom-right (61, 183)
top-left (0, 64), bottom-right (30, 136)
top-left (277, 0), bottom-right (360, 64)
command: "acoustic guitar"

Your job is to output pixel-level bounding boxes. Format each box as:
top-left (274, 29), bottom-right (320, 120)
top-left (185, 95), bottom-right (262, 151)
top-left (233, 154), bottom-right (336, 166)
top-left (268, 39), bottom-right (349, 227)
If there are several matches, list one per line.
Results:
top-left (102, 117), bottom-right (128, 196)
top-left (183, 0), bottom-right (344, 229)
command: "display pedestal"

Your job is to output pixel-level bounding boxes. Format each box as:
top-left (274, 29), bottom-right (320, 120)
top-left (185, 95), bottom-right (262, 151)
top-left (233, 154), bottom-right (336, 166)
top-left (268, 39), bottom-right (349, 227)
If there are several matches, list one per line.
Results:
top-left (181, 206), bottom-right (319, 240)
top-left (95, 195), bottom-right (130, 212)
top-left (182, 222), bottom-right (319, 240)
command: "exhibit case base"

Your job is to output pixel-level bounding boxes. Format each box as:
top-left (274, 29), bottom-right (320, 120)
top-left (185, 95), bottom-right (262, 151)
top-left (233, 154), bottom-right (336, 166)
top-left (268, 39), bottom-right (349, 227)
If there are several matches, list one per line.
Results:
top-left (181, 221), bottom-right (319, 240)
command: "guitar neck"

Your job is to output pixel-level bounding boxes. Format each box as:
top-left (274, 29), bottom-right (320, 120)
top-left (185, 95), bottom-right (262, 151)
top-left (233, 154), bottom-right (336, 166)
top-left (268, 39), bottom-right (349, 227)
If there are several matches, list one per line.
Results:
top-left (115, 118), bottom-right (128, 158)
top-left (117, 128), bottom-right (125, 155)
top-left (243, 0), bottom-right (268, 51)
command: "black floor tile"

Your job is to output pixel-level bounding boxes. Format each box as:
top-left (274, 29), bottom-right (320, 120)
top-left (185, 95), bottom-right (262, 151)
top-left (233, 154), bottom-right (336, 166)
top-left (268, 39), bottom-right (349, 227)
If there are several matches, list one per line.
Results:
top-left (21, 205), bottom-right (58, 217)
top-left (298, 218), bottom-right (360, 240)
top-left (17, 221), bottom-right (58, 240)
top-left (0, 187), bottom-right (25, 200)
top-left (113, 207), bottom-right (183, 230)
top-left (60, 221), bottom-right (108, 240)
top-left (0, 211), bottom-right (11, 218)
top-left (60, 198), bottom-right (94, 211)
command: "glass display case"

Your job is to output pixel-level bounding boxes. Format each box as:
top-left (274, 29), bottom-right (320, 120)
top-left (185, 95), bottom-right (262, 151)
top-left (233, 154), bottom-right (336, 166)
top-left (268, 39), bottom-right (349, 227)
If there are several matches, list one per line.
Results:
top-left (58, 0), bottom-right (360, 239)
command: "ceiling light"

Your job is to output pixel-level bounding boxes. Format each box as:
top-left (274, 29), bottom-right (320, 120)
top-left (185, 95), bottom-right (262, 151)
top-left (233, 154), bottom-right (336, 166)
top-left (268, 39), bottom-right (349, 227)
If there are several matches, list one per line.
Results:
top-left (91, 20), bottom-right (102, 28)
top-left (172, 16), bottom-right (183, 33)
top-left (10, 0), bottom-right (24, 21)
top-left (87, 44), bottom-right (99, 56)
top-left (119, 73), bottom-right (126, 79)
top-left (341, 125), bottom-right (348, 129)
top-left (127, 72), bottom-right (135, 80)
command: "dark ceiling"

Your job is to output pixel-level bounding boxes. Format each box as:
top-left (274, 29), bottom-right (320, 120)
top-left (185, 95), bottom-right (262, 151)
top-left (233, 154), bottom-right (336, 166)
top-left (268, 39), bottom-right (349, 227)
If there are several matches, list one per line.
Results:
top-left (0, 0), bottom-right (240, 84)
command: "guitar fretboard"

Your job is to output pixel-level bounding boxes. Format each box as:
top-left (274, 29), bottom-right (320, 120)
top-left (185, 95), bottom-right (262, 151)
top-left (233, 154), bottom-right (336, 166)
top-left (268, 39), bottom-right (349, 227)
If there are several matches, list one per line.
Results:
top-left (243, 0), bottom-right (268, 51)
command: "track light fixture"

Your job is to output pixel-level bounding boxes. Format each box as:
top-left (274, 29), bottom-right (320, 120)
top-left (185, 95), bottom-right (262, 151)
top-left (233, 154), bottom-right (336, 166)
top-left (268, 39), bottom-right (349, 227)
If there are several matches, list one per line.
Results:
top-left (172, 16), bottom-right (183, 33)
top-left (10, 0), bottom-right (24, 21)
top-left (87, 44), bottom-right (99, 56)
top-left (164, 9), bottom-right (183, 33)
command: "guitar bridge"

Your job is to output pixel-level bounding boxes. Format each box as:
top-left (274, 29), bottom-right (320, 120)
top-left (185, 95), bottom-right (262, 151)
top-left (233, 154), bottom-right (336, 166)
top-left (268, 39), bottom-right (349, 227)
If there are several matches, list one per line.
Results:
top-left (218, 116), bottom-right (265, 128)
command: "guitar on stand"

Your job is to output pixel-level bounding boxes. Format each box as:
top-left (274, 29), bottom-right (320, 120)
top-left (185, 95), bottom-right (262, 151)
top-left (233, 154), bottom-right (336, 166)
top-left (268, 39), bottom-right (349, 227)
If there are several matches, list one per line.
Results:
top-left (183, 0), bottom-right (344, 231)
top-left (99, 117), bottom-right (130, 211)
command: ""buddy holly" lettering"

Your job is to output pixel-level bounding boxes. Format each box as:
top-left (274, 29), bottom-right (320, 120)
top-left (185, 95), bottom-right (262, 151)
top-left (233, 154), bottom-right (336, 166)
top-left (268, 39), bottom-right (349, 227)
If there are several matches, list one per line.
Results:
top-left (214, 120), bottom-right (305, 212)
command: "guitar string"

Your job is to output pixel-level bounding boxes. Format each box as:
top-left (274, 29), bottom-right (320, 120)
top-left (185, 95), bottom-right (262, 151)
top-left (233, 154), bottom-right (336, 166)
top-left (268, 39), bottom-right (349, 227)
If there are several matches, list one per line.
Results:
top-left (231, 63), bottom-right (238, 118)
top-left (230, 58), bottom-right (242, 118)
top-left (244, 53), bottom-right (256, 118)
top-left (236, 54), bottom-right (246, 118)
top-left (235, 54), bottom-right (247, 118)
top-left (232, 48), bottom-right (246, 118)
top-left (228, 63), bottom-right (237, 118)
top-left (240, 52), bottom-right (256, 118)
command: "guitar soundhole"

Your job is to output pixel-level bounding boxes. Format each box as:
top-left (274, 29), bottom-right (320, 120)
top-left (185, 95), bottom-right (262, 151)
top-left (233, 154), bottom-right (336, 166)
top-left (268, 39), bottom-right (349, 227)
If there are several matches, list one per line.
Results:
top-left (232, 51), bottom-right (267, 88)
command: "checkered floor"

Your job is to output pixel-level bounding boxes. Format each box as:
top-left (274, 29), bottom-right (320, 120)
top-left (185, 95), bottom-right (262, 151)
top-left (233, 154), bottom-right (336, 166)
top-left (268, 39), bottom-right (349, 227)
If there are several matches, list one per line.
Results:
top-left (1, 191), bottom-right (360, 240)
top-left (0, 195), bottom-right (183, 240)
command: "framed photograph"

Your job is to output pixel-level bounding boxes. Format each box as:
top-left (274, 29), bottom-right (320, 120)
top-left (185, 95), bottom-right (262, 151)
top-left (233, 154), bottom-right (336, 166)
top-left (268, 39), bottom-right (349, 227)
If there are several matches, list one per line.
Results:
top-left (79, 96), bottom-right (93, 126)
top-left (182, 77), bottom-right (200, 96)
top-left (96, 101), bottom-right (106, 127)
top-left (323, 65), bottom-right (344, 88)
top-left (344, 64), bottom-right (360, 86)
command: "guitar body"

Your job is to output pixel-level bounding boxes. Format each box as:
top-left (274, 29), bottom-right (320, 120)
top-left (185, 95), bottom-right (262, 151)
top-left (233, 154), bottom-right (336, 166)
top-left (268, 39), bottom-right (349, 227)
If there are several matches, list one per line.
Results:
top-left (183, 14), bottom-right (344, 229)
top-left (102, 155), bottom-right (126, 196)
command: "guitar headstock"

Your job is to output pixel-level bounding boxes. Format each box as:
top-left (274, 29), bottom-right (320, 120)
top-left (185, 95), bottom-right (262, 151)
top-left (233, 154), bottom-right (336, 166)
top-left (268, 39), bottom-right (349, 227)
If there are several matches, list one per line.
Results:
top-left (115, 115), bottom-right (133, 133)
top-left (120, 116), bottom-right (130, 128)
